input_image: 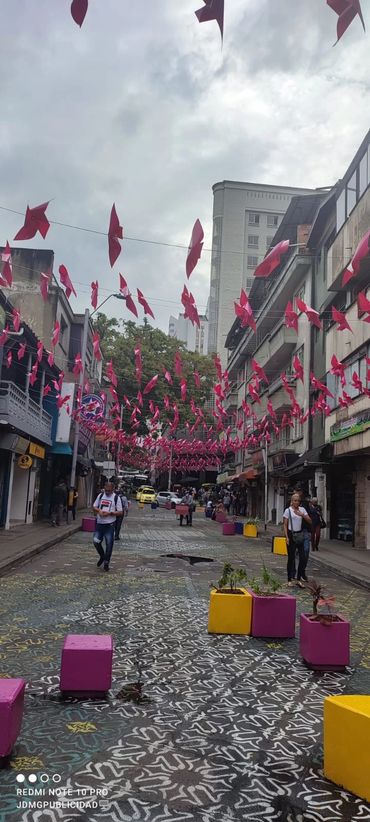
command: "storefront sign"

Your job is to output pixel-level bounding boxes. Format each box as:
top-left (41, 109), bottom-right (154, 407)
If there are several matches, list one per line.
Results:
top-left (330, 408), bottom-right (370, 442)
top-left (29, 442), bottom-right (45, 459)
top-left (17, 454), bottom-right (33, 469)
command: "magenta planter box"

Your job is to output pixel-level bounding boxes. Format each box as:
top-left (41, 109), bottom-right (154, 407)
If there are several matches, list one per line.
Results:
top-left (60, 634), bottom-right (113, 693)
top-left (223, 522), bottom-right (235, 536)
top-left (0, 678), bottom-right (26, 757)
top-left (82, 517), bottom-right (96, 533)
top-left (300, 613), bottom-right (350, 670)
top-left (215, 512), bottom-right (227, 523)
top-left (251, 593), bottom-right (296, 638)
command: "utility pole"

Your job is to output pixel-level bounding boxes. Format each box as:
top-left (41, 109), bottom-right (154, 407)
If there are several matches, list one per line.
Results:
top-left (168, 442), bottom-right (173, 491)
top-left (69, 308), bottom-right (89, 514)
top-left (264, 438), bottom-right (268, 531)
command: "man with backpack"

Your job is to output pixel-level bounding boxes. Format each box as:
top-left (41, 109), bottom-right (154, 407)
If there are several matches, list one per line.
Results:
top-left (93, 481), bottom-right (123, 571)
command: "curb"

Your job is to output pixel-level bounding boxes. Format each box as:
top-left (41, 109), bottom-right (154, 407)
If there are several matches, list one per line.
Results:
top-left (257, 534), bottom-right (370, 592)
top-left (0, 524), bottom-right (81, 577)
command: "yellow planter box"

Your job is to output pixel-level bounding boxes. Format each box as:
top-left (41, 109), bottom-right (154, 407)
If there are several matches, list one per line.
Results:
top-left (243, 523), bottom-right (258, 538)
top-left (324, 695), bottom-right (370, 802)
top-left (208, 588), bottom-right (252, 635)
top-left (272, 536), bottom-right (288, 555)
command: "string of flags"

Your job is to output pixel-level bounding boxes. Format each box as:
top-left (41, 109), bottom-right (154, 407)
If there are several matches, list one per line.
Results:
top-left (67, 0), bottom-right (366, 45)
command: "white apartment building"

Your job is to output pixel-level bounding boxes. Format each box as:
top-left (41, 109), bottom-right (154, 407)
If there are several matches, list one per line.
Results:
top-left (208, 181), bottom-right (315, 368)
top-left (168, 313), bottom-right (209, 355)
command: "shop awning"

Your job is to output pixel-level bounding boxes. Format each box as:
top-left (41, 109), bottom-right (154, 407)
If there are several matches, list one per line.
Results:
top-left (239, 468), bottom-right (260, 480)
top-left (281, 445), bottom-right (332, 476)
top-left (228, 468), bottom-right (260, 482)
top-left (48, 442), bottom-right (73, 456)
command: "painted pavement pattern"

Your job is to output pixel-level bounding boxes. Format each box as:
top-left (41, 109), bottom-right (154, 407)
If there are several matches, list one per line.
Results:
top-left (0, 510), bottom-right (369, 821)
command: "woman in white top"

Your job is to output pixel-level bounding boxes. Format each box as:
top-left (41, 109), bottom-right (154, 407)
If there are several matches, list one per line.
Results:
top-left (283, 493), bottom-right (312, 588)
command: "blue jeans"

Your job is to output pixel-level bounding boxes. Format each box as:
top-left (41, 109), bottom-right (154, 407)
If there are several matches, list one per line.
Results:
top-left (93, 522), bottom-right (115, 564)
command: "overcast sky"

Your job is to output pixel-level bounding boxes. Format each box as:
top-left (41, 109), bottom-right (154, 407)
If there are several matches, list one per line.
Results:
top-left (1, 0), bottom-right (369, 334)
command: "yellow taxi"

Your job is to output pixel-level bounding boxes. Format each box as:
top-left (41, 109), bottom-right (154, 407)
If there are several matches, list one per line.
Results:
top-left (137, 486), bottom-right (156, 504)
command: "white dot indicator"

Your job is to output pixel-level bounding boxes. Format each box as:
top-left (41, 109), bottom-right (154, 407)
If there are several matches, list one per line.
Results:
top-left (40, 773), bottom-right (49, 783)
top-left (52, 774), bottom-right (62, 783)
top-left (28, 774), bottom-right (37, 784)
top-left (16, 774), bottom-right (25, 783)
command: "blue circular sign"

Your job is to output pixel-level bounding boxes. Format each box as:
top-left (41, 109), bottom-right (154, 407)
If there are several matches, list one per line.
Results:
top-left (81, 394), bottom-right (105, 421)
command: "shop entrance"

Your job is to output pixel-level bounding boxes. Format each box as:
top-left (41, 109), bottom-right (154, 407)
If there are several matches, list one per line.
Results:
top-left (331, 475), bottom-right (355, 543)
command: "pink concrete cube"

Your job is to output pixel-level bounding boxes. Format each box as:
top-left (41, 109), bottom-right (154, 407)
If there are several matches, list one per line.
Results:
top-left (60, 635), bottom-right (113, 693)
top-left (223, 522), bottom-right (235, 536)
top-left (0, 678), bottom-right (26, 757)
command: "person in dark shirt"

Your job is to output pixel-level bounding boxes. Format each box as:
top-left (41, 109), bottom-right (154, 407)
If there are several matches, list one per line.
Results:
top-left (309, 497), bottom-right (324, 551)
top-left (51, 480), bottom-right (67, 526)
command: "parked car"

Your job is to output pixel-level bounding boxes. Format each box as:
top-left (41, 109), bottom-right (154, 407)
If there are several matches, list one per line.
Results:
top-left (156, 491), bottom-right (173, 507)
top-left (138, 487), bottom-right (156, 504)
top-left (156, 491), bottom-right (183, 507)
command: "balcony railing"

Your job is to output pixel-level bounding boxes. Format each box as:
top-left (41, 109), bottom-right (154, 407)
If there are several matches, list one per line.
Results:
top-left (0, 381), bottom-right (52, 445)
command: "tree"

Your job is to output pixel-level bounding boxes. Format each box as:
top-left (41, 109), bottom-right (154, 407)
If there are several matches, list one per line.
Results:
top-left (93, 314), bottom-right (216, 435)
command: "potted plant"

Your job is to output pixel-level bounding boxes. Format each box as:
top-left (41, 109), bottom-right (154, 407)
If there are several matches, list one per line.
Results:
top-left (249, 564), bottom-right (296, 638)
top-left (208, 563), bottom-right (252, 635)
top-left (243, 517), bottom-right (259, 538)
top-left (300, 579), bottom-right (350, 671)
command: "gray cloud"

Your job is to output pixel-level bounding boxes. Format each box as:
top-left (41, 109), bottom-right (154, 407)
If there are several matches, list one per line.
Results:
top-left (0, 0), bottom-right (369, 335)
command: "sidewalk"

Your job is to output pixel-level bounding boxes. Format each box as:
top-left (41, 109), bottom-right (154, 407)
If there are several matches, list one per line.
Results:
top-left (260, 522), bottom-right (370, 590)
top-left (0, 515), bottom-right (83, 576)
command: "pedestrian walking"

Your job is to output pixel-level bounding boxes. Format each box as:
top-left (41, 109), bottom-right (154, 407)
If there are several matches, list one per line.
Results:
top-left (223, 491), bottom-right (231, 513)
top-left (309, 498), bottom-right (325, 551)
top-left (51, 479), bottom-right (67, 526)
top-left (283, 492), bottom-right (312, 588)
top-left (179, 491), bottom-right (193, 526)
top-left (294, 486), bottom-right (312, 564)
top-left (93, 481), bottom-right (123, 571)
top-left (115, 486), bottom-right (128, 541)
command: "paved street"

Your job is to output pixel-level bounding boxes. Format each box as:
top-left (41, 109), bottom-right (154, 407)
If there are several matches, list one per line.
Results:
top-left (0, 506), bottom-right (370, 822)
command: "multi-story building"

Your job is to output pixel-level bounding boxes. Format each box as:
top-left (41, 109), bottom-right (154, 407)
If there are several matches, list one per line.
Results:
top-left (169, 311), bottom-right (209, 355)
top-left (0, 248), bottom-right (107, 526)
top-left (223, 130), bottom-right (370, 549)
top-left (207, 180), bottom-right (315, 368)
top-left (225, 192), bottom-right (327, 522)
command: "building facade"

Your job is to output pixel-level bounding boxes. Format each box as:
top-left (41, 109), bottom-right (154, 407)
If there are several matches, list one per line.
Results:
top-left (223, 130), bottom-right (370, 550)
top-left (0, 248), bottom-right (107, 527)
top-left (169, 312), bottom-right (209, 355)
top-left (207, 181), bottom-right (315, 368)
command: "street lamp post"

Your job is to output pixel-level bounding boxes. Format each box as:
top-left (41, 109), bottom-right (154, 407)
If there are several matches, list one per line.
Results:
top-left (264, 439), bottom-right (268, 532)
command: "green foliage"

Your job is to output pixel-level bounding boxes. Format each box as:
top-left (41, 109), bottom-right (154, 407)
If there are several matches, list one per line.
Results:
top-left (245, 517), bottom-right (260, 526)
top-left (213, 562), bottom-right (248, 592)
top-left (249, 563), bottom-right (282, 596)
top-left (93, 314), bottom-right (216, 434)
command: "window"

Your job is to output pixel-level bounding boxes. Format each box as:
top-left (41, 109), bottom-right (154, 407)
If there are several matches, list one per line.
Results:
top-left (60, 315), bottom-right (68, 349)
top-left (248, 235), bottom-right (259, 248)
top-left (267, 214), bottom-right (279, 227)
top-left (336, 189), bottom-right (345, 232)
top-left (245, 277), bottom-right (254, 290)
top-left (327, 352), bottom-right (368, 409)
top-left (346, 170), bottom-right (357, 215)
top-left (292, 417), bottom-right (303, 441)
top-left (266, 236), bottom-right (274, 249)
top-left (359, 152), bottom-right (368, 197)
top-left (248, 212), bottom-right (260, 226)
top-left (247, 255), bottom-right (258, 269)
top-left (294, 284), bottom-right (305, 309)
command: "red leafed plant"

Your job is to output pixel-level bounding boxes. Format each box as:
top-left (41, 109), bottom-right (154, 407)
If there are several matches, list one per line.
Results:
top-left (306, 579), bottom-right (337, 625)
